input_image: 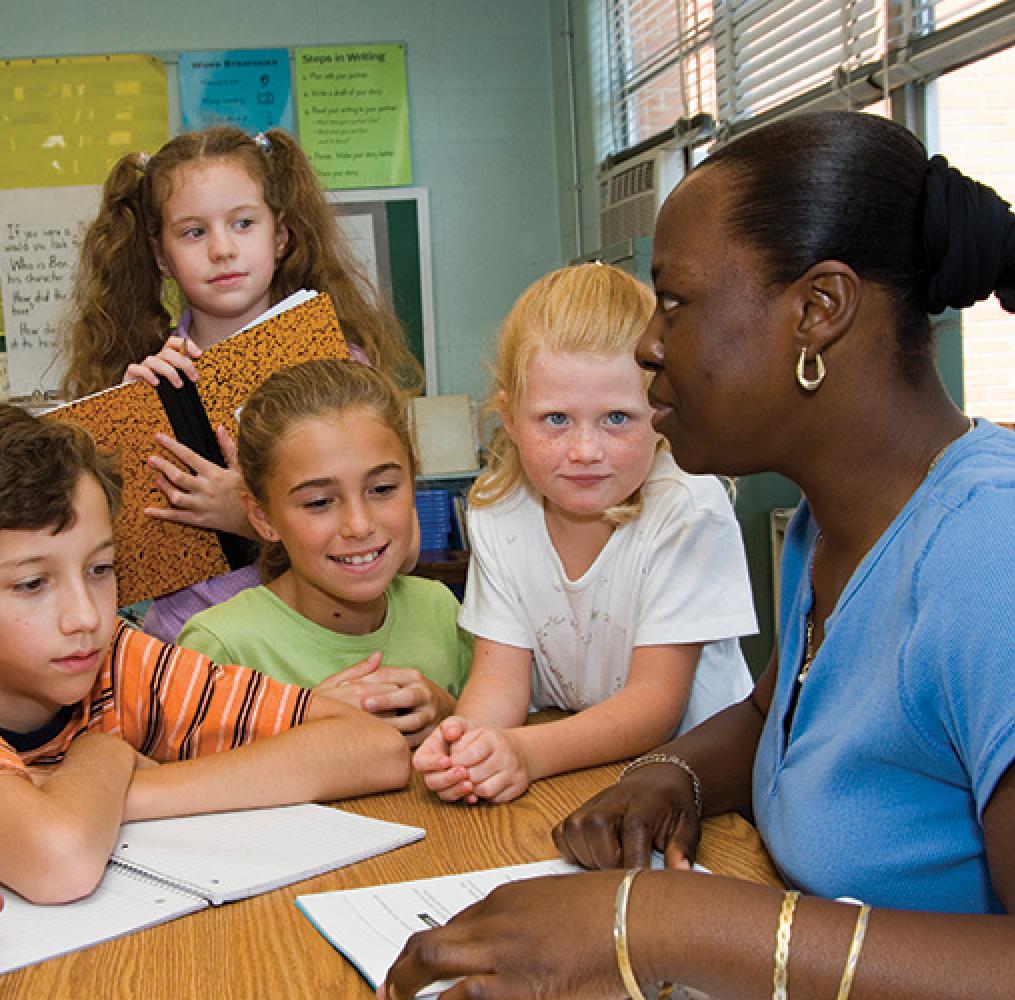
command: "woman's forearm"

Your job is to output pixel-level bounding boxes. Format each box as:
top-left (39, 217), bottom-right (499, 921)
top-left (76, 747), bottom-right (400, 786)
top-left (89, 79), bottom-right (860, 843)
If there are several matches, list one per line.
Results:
top-left (632, 870), bottom-right (1015, 1000)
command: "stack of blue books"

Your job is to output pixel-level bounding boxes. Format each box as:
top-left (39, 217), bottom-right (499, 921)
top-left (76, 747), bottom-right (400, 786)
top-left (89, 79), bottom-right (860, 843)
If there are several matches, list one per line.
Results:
top-left (415, 489), bottom-right (453, 551)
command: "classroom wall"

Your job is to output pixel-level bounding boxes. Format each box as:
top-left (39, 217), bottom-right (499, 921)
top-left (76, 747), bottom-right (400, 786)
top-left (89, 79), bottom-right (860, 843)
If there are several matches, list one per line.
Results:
top-left (0, 0), bottom-right (563, 403)
top-left (548, 0), bottom-right (601, 263)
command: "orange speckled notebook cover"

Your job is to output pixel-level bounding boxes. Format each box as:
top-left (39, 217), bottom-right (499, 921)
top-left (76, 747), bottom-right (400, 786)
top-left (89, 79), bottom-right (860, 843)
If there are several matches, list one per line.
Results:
top-left (47, 292), bottom-right (348, 606)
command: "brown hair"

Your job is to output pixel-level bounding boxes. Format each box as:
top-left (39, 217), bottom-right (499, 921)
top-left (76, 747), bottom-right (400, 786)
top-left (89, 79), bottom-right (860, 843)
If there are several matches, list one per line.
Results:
top-left (238, 358), bottom-right (416, 579)
top-left (0, 404), bottom-right (121, 532)
top-left (61, 125), bottom-right (421, 397)
top-left (470, 263), bottom-right (658, 525)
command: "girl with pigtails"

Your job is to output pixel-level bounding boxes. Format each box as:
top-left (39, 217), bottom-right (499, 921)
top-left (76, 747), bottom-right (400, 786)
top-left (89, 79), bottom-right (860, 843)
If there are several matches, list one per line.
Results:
top-left (61, 125), bottom-right (420, 640)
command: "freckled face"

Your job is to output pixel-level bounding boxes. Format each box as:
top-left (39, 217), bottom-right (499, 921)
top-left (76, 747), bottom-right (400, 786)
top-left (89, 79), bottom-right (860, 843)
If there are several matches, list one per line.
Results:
top-left (504, 347), bottom-right (659, 523)
top-left (637, 166), bottom-right (796, 476)
top-left (154, 159), bottom-right (287, 338)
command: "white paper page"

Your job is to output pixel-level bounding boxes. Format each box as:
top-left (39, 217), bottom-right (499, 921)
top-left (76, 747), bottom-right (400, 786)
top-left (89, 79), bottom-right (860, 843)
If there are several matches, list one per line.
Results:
top-left (297, 859), bottom-right (582, 995)
top-left (115, 803), bottom-right (424, 905)
top-left (0, 865), bottom-right (204, 975)
top-left (298, 855), bottom-right (712, 997)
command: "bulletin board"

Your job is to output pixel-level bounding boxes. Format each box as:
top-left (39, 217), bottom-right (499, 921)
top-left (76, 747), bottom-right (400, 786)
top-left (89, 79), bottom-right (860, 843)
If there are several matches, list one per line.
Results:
top-left (327, 187), bottom-right (436, 395)
top-left (0, 54), bottom-right (168, 399)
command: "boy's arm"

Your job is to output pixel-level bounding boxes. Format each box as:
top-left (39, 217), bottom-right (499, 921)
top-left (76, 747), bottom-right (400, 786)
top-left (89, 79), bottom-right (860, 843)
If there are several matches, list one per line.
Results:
top-left (0, 732), bottom-right (138, 903)
top-left (472, 643), bottom-right (701, 790)
top-left (123, 697), bottom-right (408, 821)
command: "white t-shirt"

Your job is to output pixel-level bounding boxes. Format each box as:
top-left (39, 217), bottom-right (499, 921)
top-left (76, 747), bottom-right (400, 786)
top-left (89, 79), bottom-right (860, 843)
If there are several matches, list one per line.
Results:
top-left (460, 451), bottom-right (757, 734)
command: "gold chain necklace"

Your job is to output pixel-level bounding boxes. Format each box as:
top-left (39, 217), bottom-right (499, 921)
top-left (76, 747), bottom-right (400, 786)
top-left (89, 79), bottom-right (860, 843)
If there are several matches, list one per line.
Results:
top-left (797, 416), bottom-right (976, 685)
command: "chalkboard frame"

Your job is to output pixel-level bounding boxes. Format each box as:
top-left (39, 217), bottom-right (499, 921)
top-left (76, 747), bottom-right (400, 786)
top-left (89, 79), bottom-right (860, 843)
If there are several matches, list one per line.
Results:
top-left (325, 186), bottom-right (437, 395)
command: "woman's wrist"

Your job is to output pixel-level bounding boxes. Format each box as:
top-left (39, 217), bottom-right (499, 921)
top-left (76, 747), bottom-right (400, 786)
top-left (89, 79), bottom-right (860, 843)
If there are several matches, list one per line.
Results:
top-left (621, 752), bottom-right (703, 817)
top-left (618, 869), bottom-right (695, 998)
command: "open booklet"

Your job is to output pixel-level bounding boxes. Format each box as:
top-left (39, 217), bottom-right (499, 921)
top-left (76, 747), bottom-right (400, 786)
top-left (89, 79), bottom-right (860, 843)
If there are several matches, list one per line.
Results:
top-left (296, 857), bottom-right (711, 999)
top-left (0, 803), bottom-right (423, 976)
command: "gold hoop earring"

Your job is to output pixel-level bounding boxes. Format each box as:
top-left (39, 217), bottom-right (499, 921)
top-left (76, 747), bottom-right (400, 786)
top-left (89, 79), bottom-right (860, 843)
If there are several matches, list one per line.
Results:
top-left (796, 348), bottom-right (826, 391)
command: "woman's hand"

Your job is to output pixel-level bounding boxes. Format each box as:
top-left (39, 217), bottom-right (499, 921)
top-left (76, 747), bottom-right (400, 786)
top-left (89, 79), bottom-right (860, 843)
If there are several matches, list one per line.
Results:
top-left (380, 871), bottom-right (627, 1000)
top-left (145, 425), bottom-right (254, 537)
top-left (123, 334), bottom-right (202, 389)
top-left (553, 762), bottom-right (702, 871)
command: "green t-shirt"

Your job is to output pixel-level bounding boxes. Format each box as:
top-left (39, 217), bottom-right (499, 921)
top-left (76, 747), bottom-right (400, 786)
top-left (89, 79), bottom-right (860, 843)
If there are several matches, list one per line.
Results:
top-left (177, 576), bottom-right (472, 695)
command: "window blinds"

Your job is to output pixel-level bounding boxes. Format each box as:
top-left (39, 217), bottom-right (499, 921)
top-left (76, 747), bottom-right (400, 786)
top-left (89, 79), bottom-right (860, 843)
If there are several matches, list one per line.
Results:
top-left (598, 0), bottom-right (1015, 155)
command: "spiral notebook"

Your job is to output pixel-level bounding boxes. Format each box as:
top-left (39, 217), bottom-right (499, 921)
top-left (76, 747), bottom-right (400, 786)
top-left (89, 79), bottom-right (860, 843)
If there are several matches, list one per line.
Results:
top-left (0, 803), bottom-right (423, 976)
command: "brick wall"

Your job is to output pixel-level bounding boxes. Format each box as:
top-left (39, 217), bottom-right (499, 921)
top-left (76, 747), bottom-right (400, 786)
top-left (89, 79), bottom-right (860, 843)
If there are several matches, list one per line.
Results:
top-left (935, 46), bottom-right (1015, 422)
top-left (619, 2), bottom-right (1015, 420)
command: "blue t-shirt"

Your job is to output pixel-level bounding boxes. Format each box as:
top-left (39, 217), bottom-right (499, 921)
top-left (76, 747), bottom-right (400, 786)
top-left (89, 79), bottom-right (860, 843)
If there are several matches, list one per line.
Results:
top-left (753, 420), bottom-right (1015, 913)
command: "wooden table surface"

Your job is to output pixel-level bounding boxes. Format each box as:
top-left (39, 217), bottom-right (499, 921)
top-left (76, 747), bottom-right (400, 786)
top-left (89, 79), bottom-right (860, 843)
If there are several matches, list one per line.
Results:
top-left (0, 761), bottom-right (781, 1000)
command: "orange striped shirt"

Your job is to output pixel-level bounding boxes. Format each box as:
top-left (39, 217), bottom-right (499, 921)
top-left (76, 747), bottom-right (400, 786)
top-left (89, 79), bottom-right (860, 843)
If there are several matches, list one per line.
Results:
top-left (0, 620), bottom-right (311, 780)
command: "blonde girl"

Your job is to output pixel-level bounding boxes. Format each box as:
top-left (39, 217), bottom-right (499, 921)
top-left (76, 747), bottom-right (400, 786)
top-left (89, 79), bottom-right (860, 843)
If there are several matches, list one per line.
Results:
top-left (178, 359), bottom-right (471, 749)
top-left (414, 263), bottom-right (756, 802)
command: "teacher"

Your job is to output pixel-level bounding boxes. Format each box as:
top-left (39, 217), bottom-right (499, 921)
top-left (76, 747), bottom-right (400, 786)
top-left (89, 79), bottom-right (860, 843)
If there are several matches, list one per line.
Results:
top-left (381, 111), bottom-right (1015, 999)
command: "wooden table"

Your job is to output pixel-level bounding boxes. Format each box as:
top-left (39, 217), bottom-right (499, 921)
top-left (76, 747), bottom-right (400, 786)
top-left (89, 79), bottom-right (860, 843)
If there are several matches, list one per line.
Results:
top-left (0, 763), bottom-right (781, 1000)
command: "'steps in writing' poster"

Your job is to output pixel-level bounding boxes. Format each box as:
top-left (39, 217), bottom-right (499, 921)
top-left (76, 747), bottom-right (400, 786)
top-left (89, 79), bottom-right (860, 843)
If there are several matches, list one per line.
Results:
top-left (0, 187), bottom-right (101, 397)
top-left (295, 44), bottom-right (411, 189)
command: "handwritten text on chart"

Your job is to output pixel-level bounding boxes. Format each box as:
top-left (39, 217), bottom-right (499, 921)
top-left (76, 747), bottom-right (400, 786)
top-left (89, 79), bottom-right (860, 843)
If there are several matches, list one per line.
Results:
top-left (2, 222), bottom-right (84, 354)
top-left (0, 184), bottom-right (102, 396)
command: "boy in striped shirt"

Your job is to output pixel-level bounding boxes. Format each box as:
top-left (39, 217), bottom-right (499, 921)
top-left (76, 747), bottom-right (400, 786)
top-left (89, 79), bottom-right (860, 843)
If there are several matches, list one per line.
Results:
top-left (0, 404), bottom-right (408, 904)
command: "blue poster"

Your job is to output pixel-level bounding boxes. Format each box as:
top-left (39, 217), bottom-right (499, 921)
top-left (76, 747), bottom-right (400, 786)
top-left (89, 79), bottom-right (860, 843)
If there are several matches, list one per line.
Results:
top-left (179, 49), bottom-right (294, 134)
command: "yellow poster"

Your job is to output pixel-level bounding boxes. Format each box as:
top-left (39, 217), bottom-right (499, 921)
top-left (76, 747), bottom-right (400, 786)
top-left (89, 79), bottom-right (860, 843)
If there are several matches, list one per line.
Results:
top-left (0, 54), bottom-right (168, 189)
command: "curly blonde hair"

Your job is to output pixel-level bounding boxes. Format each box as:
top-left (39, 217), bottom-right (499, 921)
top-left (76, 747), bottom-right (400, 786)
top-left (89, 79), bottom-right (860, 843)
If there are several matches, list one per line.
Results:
top-left (61, 126), bottom-right (420, 397)
top-left (470, 263), bottom-right (659, 525)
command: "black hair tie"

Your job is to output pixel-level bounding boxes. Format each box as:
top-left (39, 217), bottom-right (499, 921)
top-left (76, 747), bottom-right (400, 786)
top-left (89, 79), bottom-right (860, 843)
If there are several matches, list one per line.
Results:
top-left (922, 154), bottom-right (1015, 314)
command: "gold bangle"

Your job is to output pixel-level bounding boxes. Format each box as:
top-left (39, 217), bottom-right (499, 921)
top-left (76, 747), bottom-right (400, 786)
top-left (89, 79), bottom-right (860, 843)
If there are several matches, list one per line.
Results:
top-left (835, 903), bottom-right (871, 1000)
top-left (615, 869), bottom-right (650, 1000)
top-left (614, 869), bottom-right (676, 1000)
top-left (772, 890), bottom-right (800, 1000)
top-left (620, 752), bottom-right (703, 817)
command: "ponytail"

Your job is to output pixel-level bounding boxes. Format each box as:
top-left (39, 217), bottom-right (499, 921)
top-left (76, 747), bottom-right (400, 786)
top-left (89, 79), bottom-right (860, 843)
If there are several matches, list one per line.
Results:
top-left (60, 152), bottom-right (170, 397)
top-left (922, 154), bottom-right (1015, 315)
top-left (261, 129), bottom-right (422, 392)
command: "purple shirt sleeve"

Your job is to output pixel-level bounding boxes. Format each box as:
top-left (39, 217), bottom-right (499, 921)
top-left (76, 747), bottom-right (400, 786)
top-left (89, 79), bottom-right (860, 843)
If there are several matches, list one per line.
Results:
top-left (141, 563), bottom-right (262, 644)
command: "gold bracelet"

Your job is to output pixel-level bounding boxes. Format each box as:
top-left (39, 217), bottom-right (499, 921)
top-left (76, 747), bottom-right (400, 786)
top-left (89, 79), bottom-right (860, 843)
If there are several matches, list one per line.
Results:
top-left (614, 868), bottom-right (677, 1000)
top-left (620, 752), bottom-right (702, 817)
top-left (615, 869), bottom-right (650, 1000)
top-left (835, 903), bottom-right (871, 1000)
top-left (772, 890), bottom-right (800, 1000)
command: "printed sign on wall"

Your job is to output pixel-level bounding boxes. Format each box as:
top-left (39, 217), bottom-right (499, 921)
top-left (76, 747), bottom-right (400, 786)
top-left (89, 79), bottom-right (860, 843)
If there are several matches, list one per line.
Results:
top-left (0, 54), bottom-right (168, 188)
top-left (179, 49), bottom-right (294, 134)
top-left (295, 44), bottom-right (411, 189)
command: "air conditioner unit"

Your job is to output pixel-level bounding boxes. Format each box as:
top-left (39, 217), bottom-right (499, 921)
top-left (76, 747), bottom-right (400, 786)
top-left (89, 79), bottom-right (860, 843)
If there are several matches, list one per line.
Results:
top-left (598, 145), bottom-right (682, 247)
